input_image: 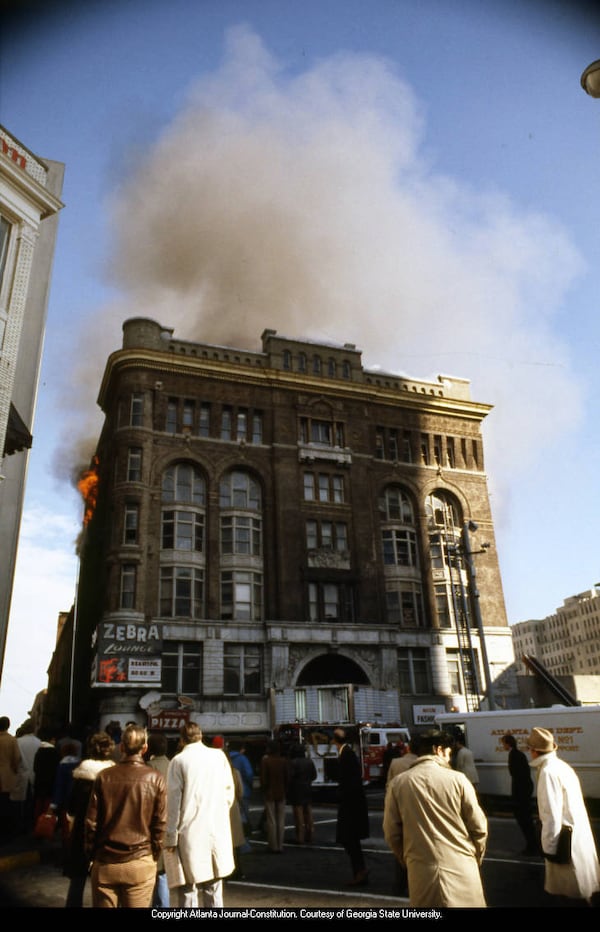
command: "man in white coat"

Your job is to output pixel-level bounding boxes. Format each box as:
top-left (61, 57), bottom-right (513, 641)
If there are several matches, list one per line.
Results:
top-left (528, 726), bottom-right (600, 905)
top-left (165, 723), bottom-right (235, 907)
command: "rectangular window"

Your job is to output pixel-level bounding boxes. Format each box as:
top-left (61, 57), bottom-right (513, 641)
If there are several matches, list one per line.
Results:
top-left (120, 564), bottom-right (136, 609)
top-left (388, 430), bottom-right (398, 461)
top-left (308, 582), bottom-right (354, 622)
top-left (318, 686), bottom-right (349, 721)
top-left (446, 648), bottom-right (479, 695)
top-left (386, 590), bottom-right (401, 625)
top-left (223, 644), bottom-right (262, 695)
top-left (295, 689), bottom-right (307, 720)
top-left (236, 410), bottom-right (247, 442)
top-left (321, 521), bottom-right (333, 549)
top-left (221, 407), bottom-right (232, 441)
top-left (318, 474), bottom-right (330, 502)
top-left (303, 472), bottom-right (315, 501)
top-left (461, 438), bottom-right (468, 467)
top-left (161, 641), bottom-right (202, 695)
top-left (221, 571), bottom-right (262, 621)
top-left (199, 403), bottom-right (210, 438)
top-left (402, 431), bottom-right (413, 464)
top-left (0, 215), bottom-right (11, 292)
top-left (375, 429), bottom-right (384, 460)
top-left (435, 586), bottom-right (451, 628)
top-left (386, 586), bottom-right (424, 626)
top-left (398, 648), bottom-right (431, 695)
top-left (160, 566), bottom-right (204, 618)
top-left (311, 420), bottom-right (332, 445)
top-left (130, 393), bottom-right (143, 427)
top-left (162, 510), bottom-right (204, 552)
top-left (182, 400), bottom-right (194, 434)
top-left (221, 515), bottom-right (261, 556)
top-left (252, 413), bottom-right (263, 444)
top-left (335, 522), bottom-right (348, 551)
top-left (123, 503), bottom-right (139, 545)
top-left (331, 476), bottom-right (344, 503)
top-left (434, 435), bottom-right (443, 466)
top-left (446, 437), bottom-right (455, 468)
top-left (166, 399), bottom-right (178, 434)
top-left (127, 447), bottom-right (142, 482)
top-left (306, 520), bottom-right (318, 549)
top-left (420, 434), bottom-right (429, 465)
top-left (382, 529), bottom-right (418, 567)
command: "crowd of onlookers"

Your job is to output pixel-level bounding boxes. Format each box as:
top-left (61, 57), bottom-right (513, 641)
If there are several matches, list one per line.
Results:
top-left (2, 714), bottom-right (600, 909)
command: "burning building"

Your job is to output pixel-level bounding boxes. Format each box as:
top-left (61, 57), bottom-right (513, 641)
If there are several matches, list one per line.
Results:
top-left (70, 317), bottom-right (517, 741)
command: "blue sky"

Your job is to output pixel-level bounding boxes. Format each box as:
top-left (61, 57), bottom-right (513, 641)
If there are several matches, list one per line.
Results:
top-left (1, 0), bottom-right (600, 727)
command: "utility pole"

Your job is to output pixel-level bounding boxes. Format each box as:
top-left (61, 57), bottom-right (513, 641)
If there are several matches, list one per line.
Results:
top-left (462, 521), bottom-right (496, 710)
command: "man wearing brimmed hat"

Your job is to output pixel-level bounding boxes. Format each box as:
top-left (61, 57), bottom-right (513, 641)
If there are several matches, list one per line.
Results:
top-left (528, 726), bottom-right (600, 905)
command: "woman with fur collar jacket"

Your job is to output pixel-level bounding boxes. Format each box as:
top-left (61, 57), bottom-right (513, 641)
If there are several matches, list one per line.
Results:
top-left (63, 732), bottom-right (116, 908)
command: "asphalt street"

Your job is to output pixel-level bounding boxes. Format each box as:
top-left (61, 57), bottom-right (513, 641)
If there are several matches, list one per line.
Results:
top-left (1, 791), bottom-right (598, 911)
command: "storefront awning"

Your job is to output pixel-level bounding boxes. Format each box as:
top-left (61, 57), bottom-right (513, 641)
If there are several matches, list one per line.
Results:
top-left (4, 402), bottom-right (33, 456)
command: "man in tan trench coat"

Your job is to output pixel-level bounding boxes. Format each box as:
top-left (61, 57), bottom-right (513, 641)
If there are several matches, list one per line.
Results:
top-left (383, 729), bottom-right (487, 908)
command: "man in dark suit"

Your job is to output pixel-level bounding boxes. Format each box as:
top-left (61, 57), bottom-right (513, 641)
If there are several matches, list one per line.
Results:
top-left (501, 733), bottom-right (539, 855)
top-left (332, 728), bottom-right (370, 886)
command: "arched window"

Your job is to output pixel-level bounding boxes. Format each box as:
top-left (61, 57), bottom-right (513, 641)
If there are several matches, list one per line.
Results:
top-left (162, 462), bottom-right (205, 505)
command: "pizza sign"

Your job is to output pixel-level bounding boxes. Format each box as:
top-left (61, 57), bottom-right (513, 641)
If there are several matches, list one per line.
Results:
top-left (148, 710), bottom-right (190, 731)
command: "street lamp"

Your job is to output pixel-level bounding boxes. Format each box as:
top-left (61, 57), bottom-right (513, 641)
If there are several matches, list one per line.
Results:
top-left (581, 59), bottom-right (600, 97)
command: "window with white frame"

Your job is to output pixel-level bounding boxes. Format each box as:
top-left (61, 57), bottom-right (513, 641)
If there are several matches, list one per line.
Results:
top-left (223, 644), bottom-right (262, 695)
top-left (162, 463), bottom-right (205, 505)
top-left (130, 393), bottom-right (143, 427)
top-left (221, 515), bottom-right (261, 556)
top-left (127, 447), bottom-right (142, 482)
top-left (386, 584), bottom-right (425, 626)
top-left (161, 641), bottom-right (202, 695)
top-left (220, 570), bottom-right (262, 621)
top-left (119, 564), bottom-right (136, 609)
top-left (302, 472), bottom-right (345, 503)
top-left (308, 581), bottom-right (354, 622)
top-left (123, 503), bottom-right (139, 545)
top-left (397, 648), bottom-right (431, 694)
top-left (305, 519), bottom-right (348, 551)
top-left (159, 566), bottom-right (204, 618)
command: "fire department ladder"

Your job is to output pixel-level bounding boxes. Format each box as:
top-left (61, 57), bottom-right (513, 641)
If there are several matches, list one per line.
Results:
top-left (522, 654), bottom-right (580, 707)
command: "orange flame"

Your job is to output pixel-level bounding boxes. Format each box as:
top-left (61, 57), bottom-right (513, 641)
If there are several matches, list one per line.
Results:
top-left (77, 456), bottom-right (99, 526)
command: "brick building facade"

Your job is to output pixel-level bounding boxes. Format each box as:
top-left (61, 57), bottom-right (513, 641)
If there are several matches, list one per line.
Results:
top-left (69, 317), bottom-right (516, 742)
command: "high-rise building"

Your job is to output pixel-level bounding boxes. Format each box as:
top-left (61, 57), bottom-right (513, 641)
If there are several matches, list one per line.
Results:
top-left (68, 318), bottom-right (516, 741)
top-left (0, 126), bottom-right (64, 681)
top-left (512, 587), bottom-right (600, 678)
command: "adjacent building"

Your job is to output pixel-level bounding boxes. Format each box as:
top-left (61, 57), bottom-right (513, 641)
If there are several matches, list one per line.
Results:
top-left (69, 318), bottom-right (517, 743)
top-left (0, 126), bottom-right (64, 682)
top-left (512, 587), bottom-right (600, 678)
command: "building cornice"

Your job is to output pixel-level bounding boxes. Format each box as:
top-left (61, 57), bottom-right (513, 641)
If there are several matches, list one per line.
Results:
top-left (97, 347), bottom-right (493, 422)
top-left (0, 153), bottom-right (64, 220)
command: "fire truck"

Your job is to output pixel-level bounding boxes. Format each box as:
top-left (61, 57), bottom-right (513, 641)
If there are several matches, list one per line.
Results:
top-left (274, 722), bottom-right (410, 787)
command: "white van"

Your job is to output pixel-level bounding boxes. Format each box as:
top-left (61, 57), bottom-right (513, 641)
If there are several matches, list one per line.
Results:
top-left (435, 705), bottom-right (600, 803)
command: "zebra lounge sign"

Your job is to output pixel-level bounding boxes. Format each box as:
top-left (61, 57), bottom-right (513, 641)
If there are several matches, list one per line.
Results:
top-left (95, 622), bottom-right (163, 686)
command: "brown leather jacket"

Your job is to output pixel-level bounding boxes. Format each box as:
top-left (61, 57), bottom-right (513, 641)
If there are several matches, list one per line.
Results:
top-left (85, 755), bottom-right (166, 863)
